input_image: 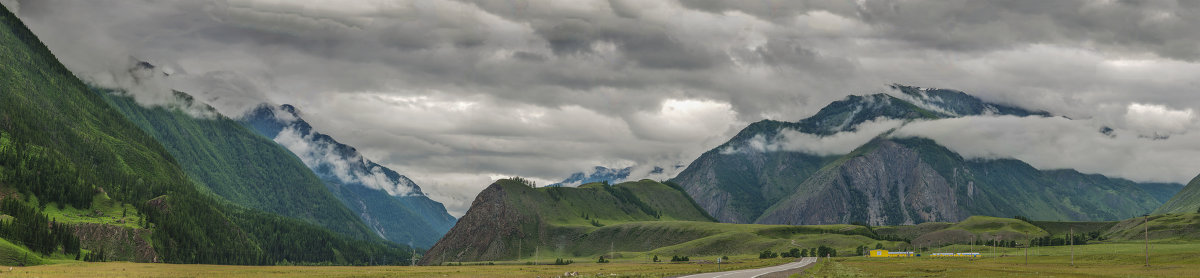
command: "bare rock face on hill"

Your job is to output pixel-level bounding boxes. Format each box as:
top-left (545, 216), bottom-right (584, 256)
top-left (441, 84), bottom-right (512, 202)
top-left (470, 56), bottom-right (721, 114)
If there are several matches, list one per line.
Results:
top-left (419, 179), bottom-right (715, 265)
top-left (72, 224), bottom-right (157, 262)
top-left (756, 140), bottom-right (966, 226)
top-left (419, 183), bottom-right (523, 264)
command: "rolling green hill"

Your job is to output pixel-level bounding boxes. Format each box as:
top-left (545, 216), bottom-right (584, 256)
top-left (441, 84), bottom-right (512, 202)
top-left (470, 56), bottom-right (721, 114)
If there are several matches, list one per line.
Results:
top-left (1103, 213), bottom-right (1200, 241)
top-left (0, 5), bottom-right (406, 265)
top-left (98, 90), bottom-right (376, 241)
top-left (1154, 174), bottom-right (1200, 215)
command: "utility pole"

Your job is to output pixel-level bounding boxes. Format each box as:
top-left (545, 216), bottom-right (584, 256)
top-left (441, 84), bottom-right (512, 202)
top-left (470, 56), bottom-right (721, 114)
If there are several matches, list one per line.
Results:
top-left (1024, 232), bottom-right (1029, 266)
top-left (609, 241), bottom-right (614, 260)
top-left (992, 235), bottom-right (997, 260)
top-left (1070, 226), bottom-right (1074, 267)
top-left (411, 244), bottom-right (418, 266)
top-left (517, 238), bottom-right (522, 262)
top-left (1144, 214), bottom-right (1150, 267)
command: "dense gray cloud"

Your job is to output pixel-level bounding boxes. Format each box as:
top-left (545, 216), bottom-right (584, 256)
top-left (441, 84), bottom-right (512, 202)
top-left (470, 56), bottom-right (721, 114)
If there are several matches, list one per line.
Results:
top-left (8, 0), bottom-right (1200, 215)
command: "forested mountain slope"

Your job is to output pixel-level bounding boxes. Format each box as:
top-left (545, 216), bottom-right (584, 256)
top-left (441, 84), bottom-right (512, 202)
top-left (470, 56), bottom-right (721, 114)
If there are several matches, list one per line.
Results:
top-left (0, 5), bottom-right (407, 265)
top-left (242, 104), bottom-right (456, 248)
top-left (99, 90), bottom-right (377, 241)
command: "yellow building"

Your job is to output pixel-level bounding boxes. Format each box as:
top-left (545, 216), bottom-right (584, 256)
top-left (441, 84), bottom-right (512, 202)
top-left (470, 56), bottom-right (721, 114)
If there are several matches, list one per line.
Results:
top-left (867, 250), bottom-right (914, 257)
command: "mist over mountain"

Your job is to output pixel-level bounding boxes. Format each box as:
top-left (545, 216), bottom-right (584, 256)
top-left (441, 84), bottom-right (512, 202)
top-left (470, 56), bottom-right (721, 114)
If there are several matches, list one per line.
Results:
top-left (672, 85), bottom-right (1183, 225)
top-left (242, 104), bottom-right (456, 248)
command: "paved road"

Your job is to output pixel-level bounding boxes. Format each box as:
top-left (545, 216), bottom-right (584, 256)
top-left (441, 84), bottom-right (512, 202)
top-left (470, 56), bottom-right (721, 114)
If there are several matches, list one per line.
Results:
top-left (678, 257), bottom-right (817, 278)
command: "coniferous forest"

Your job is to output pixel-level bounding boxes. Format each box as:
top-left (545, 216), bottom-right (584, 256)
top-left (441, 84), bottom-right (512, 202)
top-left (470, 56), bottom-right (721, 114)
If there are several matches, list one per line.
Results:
top-left (0, 6), bottom-right (408, 265)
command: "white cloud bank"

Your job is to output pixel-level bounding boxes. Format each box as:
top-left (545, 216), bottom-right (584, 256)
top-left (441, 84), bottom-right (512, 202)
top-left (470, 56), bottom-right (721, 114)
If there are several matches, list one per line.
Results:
top-left (1125, 103), bottom-right (1195, 137)
top-left (721, 117), bottom-right (907, 156)
top-left (274, 126), bottom-right (417, 197)
top-left (893, 115), bottom-right (1200, 184)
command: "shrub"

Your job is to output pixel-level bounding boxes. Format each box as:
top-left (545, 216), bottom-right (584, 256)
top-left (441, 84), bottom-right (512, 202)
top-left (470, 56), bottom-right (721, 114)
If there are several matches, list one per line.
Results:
top-left (758, 250), bottom-right (778, 259)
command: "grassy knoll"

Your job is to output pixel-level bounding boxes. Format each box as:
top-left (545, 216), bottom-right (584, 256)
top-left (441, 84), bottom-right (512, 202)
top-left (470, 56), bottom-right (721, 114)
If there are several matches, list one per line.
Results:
top-left (0, 238), bottom-right (45, 266)
top-left (39, 193), bottom-right (143, 229)
top-left (4, 257), bottom-right (799, 277)
top-left (907, 216), bottom-right (1048, 248)
top-left (1104, 213), bottom-right (1200, 241)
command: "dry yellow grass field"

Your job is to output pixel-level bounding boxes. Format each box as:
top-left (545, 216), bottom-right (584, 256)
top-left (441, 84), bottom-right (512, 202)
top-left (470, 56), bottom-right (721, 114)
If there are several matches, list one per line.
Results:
top-left (2, 257), bottom-right (794, 277)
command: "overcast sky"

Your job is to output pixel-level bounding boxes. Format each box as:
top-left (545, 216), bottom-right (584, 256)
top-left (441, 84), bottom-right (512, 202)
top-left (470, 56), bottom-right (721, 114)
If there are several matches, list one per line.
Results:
top-left (6, 0), bottom-right (1199, 216)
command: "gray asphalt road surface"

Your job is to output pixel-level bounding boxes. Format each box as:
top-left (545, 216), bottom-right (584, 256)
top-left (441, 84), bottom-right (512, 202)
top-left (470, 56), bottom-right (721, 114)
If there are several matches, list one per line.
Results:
top-left (677, 257), bottom-right (817, 278)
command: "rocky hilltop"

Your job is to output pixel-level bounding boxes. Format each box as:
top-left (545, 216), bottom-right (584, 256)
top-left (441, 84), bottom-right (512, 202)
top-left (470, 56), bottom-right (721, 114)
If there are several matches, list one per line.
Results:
top-left (419, 179), bottom-right (713, 265)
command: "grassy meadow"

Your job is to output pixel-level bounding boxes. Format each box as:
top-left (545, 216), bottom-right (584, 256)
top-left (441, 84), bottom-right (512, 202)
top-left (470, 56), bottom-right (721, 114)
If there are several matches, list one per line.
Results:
top-left (8, 241), bottom-right (1198, 277)
top-left (802, 242), bottom-right (1200, 277)
top-left (2, 256), bottom-right (797, 278)
top-left (7, 211), bottom-right (1200, 277)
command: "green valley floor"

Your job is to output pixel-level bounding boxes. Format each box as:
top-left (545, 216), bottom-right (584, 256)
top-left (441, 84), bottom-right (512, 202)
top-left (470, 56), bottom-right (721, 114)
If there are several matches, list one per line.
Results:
top-left (6, 242), bottom-right (1199, 277)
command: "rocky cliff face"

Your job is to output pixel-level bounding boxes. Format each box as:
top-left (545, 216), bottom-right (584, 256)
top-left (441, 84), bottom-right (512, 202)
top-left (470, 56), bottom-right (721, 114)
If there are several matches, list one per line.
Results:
top-left (750, 138), bottom-right (1175, 225)
top-left (72, 224), bottom-right (157, 263)
top-left (418, 183), bottom-right (523, 264)
top-left (756, 140), bottom-right (966, 226)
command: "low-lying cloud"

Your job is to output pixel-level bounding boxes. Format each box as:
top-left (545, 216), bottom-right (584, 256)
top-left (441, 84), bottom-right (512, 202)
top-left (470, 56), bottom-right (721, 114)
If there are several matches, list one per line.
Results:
top-left (893, 115), bottom-right (1200, 184)
top-left (1124, 103), bottom-right (1195, 137)
top-left (721, 117), bottom-right (907, 156)
top-left (274, 126), bottom-right (417, 197)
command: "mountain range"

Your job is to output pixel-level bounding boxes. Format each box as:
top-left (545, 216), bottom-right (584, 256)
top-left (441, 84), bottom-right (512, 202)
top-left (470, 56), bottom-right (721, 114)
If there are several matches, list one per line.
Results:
top-left (671, 85), bottom-right (1182, 225)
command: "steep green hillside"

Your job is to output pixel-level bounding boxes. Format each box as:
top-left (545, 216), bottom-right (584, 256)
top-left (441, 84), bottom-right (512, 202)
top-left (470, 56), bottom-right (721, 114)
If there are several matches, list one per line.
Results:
top-left (99, 91), bottom-right (375, 241)
top-left (420, 179), bottom-right (721, 264)
top-left (0, 237), bottom-right (46, 266)
top-left (242, 104), bottom-right (456, 248)
top-left (1103, 213), bottom-right (1200, 241)
top-left (1154, 174), bottom-right (1200, 214)
top-left (0, 5), bottom-right (406, 265)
